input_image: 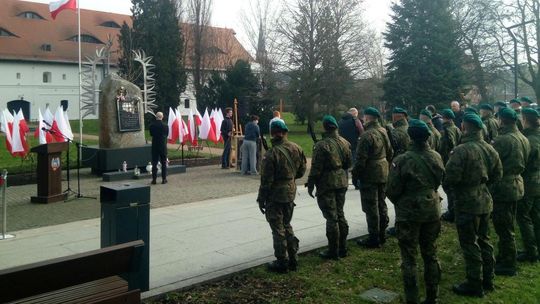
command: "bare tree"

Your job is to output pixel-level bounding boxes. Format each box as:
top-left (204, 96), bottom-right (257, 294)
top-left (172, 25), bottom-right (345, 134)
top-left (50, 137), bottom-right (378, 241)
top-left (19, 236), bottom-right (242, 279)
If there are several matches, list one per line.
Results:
top-left (184, 0), bottom-right (213, 102)
top-left (491, 0), bottom-right (540, 99)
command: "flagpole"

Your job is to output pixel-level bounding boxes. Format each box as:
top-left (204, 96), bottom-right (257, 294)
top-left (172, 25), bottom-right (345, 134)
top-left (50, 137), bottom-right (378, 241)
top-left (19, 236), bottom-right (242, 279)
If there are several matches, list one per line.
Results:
top-left (77, 0), bottom-right (82, 159)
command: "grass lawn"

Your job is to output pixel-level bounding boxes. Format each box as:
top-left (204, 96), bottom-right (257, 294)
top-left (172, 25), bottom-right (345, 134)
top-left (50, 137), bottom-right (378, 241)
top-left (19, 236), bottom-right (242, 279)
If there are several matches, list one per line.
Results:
top-left (0, 137), bottom-right (98, 175)
top-left (70, 119), bottom-right (100, 136)
top-left (148, 223), bottom-right (540, 304)
top-left (281, 112), bottom-right (324, 158)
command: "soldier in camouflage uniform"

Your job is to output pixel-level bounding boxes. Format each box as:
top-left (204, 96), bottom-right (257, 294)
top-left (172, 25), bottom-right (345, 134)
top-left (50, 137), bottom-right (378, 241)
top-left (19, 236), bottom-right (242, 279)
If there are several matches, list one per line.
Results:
top-left (479, 104), bottom-right (499, 143)
top-left (509, 99), bottom-right (524, 131)
top-left (306, 115), bottom-right (352, 260)
top-left (352, 107), bottom-right (394, 248)
top-left (490, 107), bottom-right (530, 276)
top-left (444, 114), bottom-right (503, 298)
top-left (516, 108), bottom-right (540, 263)
top-left (419, 109), bottom-right (441, 151)
top-left (387, 119), bottom-right (445, 304)
top-left (494, 101), bottom-right (508, 119)
top-left (439, 109), bottom-right (462, 222)
top-left (392, 107), bottom-right (411, 158)
top-left (257, 120), bottom-right (307, 273)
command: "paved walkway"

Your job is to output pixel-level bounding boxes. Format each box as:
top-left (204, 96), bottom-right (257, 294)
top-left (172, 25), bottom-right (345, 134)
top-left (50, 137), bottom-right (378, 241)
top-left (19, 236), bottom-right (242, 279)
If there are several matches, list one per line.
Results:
top-left (0, 184), bottom-right (449, 299)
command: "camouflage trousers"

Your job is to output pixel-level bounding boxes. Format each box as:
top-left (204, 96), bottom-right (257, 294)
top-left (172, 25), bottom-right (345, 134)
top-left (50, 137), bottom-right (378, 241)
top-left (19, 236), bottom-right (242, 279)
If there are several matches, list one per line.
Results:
top-left (396, 220), bottom-right (441, 303)
top-left (442, 184), bottom-right (455, 217)
top-left (456, 212), bottom-right (494, 285)
top-left (317, 188), bottom-right (349, 255)
top-left (265, 201), bottom-right (299, 261)
top-left (360, 183), bottom-right (389, 241)
top-left (492, 201), bottom-right (517, 270)
top-left (517, 196), bottom-right (540, 258)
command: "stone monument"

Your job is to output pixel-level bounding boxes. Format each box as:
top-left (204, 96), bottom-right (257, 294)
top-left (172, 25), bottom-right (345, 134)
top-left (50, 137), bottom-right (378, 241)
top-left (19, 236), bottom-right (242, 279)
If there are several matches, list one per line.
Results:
top-left (99, 74), bottom-right (146, 148)
top-left (82, 74), bottom-right (152, 174)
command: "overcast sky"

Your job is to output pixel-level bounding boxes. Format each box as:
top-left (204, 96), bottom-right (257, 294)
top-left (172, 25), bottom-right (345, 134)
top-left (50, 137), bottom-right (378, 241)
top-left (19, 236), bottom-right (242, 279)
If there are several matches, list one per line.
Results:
top-left (28, 0), bottom-right (394, 52)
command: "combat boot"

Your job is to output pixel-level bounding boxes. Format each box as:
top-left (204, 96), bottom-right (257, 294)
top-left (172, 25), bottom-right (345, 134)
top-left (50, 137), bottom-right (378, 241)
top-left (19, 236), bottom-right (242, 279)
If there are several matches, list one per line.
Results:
top-left (319, 249), bottom-right (339, 260)
top-left (483, 280), bottom-right (494, 293)
top-left (267, 259), bottom-right (289, 274)
top-left (422, 284), bottom-right (439, 304)
top-left (441, 211), bottom-right (454, 222)
top-left (452, 281), bottom-right (484, 298)
top-left (288, 258), bottom-right (298, 272)
top-left (356, 236), bottom-right (381, 249)
top-left (494, 265), bottom-right (517, 276)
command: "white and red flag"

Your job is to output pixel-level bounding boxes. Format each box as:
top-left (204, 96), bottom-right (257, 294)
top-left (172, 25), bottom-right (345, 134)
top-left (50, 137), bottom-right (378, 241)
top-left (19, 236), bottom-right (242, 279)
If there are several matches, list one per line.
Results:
top-left (44, 106), bottom-right (54, 127)
top-left (1, 110), bottom-right (13, 155)
top-left (49, 0), bottom-right (77, 20)
top-left (187, 109), bottom-right (198, 146)
top-left (51, 106), bottom-right (73, 142)
top-left (167, 107), bottom-right (179, 144)
top-left (176, 110), bottom-right (189, 144)
top-left (34, 109), bottom-right (54, 145)
top-left (215, 108), bottom-right (225, 142)
top-left (11, 111), bottom-right (29, 157)
top-left (63, 110), bottom-right (74, 140)
top-left (194, 108), bottom-right (203, 127)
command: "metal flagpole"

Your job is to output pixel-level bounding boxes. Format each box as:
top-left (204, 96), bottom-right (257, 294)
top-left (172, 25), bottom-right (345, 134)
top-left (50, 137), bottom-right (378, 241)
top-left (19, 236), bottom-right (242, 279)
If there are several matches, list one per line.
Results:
top-left (78, 0), bottom-right (83, 158)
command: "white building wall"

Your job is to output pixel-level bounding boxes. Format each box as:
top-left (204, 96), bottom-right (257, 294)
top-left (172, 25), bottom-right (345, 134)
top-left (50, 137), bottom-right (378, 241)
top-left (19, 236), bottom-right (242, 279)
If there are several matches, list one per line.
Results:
top-left (0, 60), bottom-right (109, 120)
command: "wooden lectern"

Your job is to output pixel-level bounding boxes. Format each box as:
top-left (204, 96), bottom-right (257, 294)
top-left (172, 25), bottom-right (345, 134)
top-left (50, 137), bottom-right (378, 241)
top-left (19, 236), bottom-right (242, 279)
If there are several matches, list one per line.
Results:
top-left (31, 142), bottom-right (69, 203)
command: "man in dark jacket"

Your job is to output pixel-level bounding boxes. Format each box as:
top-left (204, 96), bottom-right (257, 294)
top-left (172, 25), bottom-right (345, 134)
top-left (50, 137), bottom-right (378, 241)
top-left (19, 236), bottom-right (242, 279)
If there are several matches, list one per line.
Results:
top-left (338, 108), bottom-right (364, 161)
top-left (149, 112), bottom-right (169, 184)
top-left (220, 107), bottom-right (234, 169)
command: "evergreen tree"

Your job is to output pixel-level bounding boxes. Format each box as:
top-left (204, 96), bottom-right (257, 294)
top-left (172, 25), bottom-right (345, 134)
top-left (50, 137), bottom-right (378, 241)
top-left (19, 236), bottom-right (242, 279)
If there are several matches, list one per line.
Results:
top-left (118, 0), bottom-right (186, 113)
top-left (383, 0), bottom-right (464, 111)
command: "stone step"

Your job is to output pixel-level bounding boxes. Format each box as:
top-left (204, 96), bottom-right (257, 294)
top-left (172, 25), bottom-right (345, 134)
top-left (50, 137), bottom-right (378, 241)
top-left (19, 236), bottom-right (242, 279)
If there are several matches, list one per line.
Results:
top-left (102, 165), bottom-right (186, 182)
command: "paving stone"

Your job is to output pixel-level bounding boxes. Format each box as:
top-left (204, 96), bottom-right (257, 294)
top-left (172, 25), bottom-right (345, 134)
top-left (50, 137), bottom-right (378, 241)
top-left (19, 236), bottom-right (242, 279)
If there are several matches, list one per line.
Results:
top-left (359, 288), bottom-right (400, 303)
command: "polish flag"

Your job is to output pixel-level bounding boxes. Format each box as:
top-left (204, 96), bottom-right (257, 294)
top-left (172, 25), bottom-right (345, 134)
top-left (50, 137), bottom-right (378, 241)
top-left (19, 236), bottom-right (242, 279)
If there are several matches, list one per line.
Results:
top-left (198, 108), bottom-right (211, 140)
top-left (44, 106), bottom-right (54, 126)
top-left (194, 108), bottom-right (203, 127)
top-left (176, 110), bottom-right (189, 144)
top-left (11, 111), bottom-right (29, 157)
top-left (63, 111), bottom-right (74, 140)
top-left (49, 0), bottom-right (77, 20)
top-left (1, 110), bottom-right (13, 155)
top-left (51, 106), bottom-right (73, 142)
top-left (209, 109), bottom-right (218, 144)
top-left (167, 107), bottom-right (179, 144)
top-left (215, 108), bottom-right (225, 143)
top-left (34, 109), bottom-right (54, 145)
top-left (187, 109), bottom-right (198, 146)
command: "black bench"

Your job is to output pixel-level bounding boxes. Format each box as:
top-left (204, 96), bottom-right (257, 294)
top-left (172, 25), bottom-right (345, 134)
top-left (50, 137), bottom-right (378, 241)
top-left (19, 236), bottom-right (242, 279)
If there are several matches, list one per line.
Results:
top-left (0, 240), bottom-right (144, 303)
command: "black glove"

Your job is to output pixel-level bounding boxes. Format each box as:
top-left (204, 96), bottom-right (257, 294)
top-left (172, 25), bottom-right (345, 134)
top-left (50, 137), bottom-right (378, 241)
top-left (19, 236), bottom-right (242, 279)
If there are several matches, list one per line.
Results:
top-left (305, 183), bottom-right (315, 198)
top-left (258, 200), bottom-right (266, 214)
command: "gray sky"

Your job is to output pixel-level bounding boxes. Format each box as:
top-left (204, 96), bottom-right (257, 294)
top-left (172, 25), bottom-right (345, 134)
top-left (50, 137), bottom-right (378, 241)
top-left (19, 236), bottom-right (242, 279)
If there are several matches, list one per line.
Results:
top-left (29, 0), bottom-right (393, 52)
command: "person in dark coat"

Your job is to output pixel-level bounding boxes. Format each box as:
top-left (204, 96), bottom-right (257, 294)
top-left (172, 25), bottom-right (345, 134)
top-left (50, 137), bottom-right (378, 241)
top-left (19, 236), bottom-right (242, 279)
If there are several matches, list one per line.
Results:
top-left (220, 107), bottom-right (234, 168)
top-left (149, 111), bottom-right (169, 184)
top-left (338, 108), bottom-right (363, 162)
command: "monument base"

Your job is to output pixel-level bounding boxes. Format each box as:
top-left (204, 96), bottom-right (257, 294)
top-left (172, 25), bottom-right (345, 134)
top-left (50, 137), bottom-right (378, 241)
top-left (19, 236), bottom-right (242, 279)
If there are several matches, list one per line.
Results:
top-left (31, 193), bottom-right (68, 204)
top-left (82, 145), bottom-right (152, 174)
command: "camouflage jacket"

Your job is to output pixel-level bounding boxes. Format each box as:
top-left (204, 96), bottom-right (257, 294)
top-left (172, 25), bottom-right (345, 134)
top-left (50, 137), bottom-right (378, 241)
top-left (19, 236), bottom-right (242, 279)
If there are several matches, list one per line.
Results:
top-left (482, 114), bottom-right (499, 143)
top-left (352, 121), bottom-right (393, 184)
top-left (428, 123), bottom-right (441, 151)
top-left (308, 130), bottom-right (352, 194)
top-left (257, 137), bottom-right (307, 203)
top-left (392, 118), bottom-right (411, 158)
top-left (387, 142), bottom-right (445, 222)
top-left (443, 131), bottom-right (503, 214)
top-left (439, 120), bottom-right (462, 163)
top-left (490, 125), bottom-right (530, 202)
top-left (523, 127), bottom-right (540, 197)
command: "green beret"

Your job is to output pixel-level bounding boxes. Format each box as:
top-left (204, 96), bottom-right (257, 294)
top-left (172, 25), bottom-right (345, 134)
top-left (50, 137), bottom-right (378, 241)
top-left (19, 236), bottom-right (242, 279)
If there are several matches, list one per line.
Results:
top-left (364, 107), bottom-right (380, 118)
top-left (494, 101), bottom-right (508, 108)
top-left (479, 103), bottom-right (494, 111)
top-left (393, 107), bottom-right (408, 116)
top-left (522, 107), bottom-right (540, 118)
top-left (441, 109), bottom-right (455, 119)
top-left (419, 109), bottom-right (432, 119)
top-left (520, 96), bottom-right (532, 104)
top-left (270, 120), bottom-right (289, 132)
top-left (322, 115), bottom-right (338, 128)
top-left (407, 119), bottom-right (431, 141)
top-left (463, 113), bottom-right (484, 129)
top-left (464, 107), bottom-right (479, 115)
top-left (509, 99), bottom-right (521, 105)
top-left (498, 107), bottom-right (518, 121)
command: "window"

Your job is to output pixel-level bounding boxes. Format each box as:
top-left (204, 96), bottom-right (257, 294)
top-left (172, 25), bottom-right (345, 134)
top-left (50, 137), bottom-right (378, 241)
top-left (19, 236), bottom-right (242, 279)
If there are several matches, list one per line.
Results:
top-left (43, 72), bottom-right (52, 83)
top-left (16, 73), bottom-right (21, 79)
top-left (62, 74), bottom-right (67, 80)
top-left (40, 44), bottom-right (52, 52)
top-left (67, 34), bottom-right (104, 44)
top-left (100, 21), bottom-right (121, 28)
top-left (0, 28), bottom-right (17, 37)
top-left (18, 11), bottom-right (45, 20)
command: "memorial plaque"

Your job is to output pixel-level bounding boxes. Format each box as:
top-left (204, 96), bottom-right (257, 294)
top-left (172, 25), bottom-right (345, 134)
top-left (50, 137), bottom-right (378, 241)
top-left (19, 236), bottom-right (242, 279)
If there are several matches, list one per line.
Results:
top-left (115, 86), bottom-right (142, 132)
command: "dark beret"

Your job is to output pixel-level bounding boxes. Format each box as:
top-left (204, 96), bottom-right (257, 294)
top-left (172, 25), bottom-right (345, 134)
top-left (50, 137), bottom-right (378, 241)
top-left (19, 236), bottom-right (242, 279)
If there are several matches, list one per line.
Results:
top-left (463, 113), bottom-right (484, 129)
